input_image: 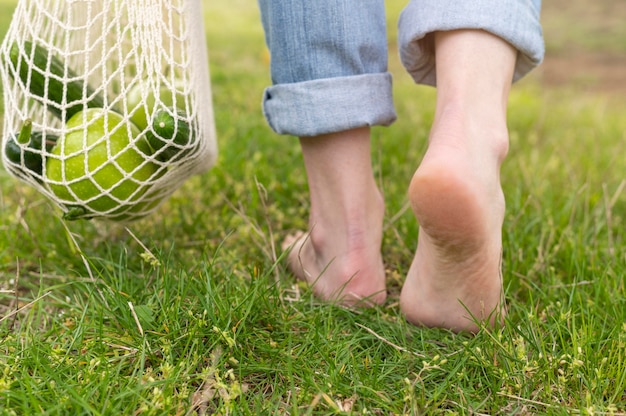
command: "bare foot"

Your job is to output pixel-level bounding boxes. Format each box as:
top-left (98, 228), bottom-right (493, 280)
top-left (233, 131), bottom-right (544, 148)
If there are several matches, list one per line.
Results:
top-left (400, 109), bottom-right (508, 332)
top-left (282, 197), bottom-right (387, 307)
top-left (281, 128), bottom-right (388, 307)
top-left (399, 29), bottom-right (516, 333)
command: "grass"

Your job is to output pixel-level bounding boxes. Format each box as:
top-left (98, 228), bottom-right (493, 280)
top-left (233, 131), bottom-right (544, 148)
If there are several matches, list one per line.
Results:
top-left (1, 0), bottom-right (626, 414)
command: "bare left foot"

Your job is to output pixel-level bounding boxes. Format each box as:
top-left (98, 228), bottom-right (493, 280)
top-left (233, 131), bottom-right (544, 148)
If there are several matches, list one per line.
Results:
top-left (283, 214), bottom-right (387, 307)
top-left (281, 128), bottom-right (387, 307)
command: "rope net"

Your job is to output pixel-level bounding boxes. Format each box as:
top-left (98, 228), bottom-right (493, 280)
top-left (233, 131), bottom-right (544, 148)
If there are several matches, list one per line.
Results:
top-left (0, 0), bottom-right (217, 221)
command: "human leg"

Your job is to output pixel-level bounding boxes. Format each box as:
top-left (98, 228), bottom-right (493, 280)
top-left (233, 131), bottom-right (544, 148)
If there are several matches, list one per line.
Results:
top-left (257, 0), bottom-right (396, 304)
top-left (402, 29), bottom-right (515, 332)
top-left (285, 127), bottom-right (387, 305)
top-left (397, 1), bottom-right (544, 332)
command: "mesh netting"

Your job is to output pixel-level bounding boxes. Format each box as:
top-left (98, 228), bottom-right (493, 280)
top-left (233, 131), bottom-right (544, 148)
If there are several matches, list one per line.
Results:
top-left (0, 0), bottom-right (217, 222)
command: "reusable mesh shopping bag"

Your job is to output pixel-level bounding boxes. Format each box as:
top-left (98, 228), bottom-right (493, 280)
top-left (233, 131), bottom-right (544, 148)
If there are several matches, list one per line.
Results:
top-left (0, 0), bottom-right (217, 222)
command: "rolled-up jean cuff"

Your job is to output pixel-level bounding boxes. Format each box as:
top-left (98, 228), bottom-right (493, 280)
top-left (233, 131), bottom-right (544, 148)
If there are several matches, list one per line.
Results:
top-left (262, 72), bottom-right (397, 137)
top-left (398, 0), bottom-right (545, 86)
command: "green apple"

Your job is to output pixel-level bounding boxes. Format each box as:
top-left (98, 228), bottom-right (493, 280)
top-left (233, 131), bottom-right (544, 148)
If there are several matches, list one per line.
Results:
top-left (126, 80), bottom-right (187, 130)
top-left (46, 109), bottom-right (160, 219)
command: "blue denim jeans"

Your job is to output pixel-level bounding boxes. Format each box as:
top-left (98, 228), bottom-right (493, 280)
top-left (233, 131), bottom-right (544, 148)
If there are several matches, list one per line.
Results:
top-left (258, 0), bottom-right (544, 137)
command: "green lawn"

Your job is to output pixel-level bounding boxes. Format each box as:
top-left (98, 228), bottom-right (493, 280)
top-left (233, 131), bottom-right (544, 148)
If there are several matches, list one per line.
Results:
top-left (1, 0), bottom-right (625, 414)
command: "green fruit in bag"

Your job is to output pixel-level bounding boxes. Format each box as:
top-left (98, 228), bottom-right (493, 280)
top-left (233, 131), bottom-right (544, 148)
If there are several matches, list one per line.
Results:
top-left (46, 109), bottom-right (160, 219)
top-left (126, 80), bottom-right (187, 130)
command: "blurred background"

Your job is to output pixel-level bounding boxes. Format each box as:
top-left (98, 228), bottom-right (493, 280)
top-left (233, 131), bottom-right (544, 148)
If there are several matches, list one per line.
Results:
top-left (537, 0), bottom-right (625, 96)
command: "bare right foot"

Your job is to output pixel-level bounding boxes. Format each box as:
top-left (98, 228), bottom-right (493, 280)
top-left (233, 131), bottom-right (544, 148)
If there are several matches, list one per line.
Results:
top-left (400, 29), bottom-right (516, 332)
top-left (400, 120), bottom-right (507, 332)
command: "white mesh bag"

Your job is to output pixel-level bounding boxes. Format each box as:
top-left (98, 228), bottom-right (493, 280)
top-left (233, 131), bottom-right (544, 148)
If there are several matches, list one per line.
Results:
top-left (0, 0), bottom-right (217, 222)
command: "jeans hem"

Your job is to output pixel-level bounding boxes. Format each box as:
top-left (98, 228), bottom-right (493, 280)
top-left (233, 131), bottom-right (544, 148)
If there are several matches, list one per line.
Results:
top-left (262, 72), bottom-right (396, 137)
top-left (398, 0), bottom-right (545, 85)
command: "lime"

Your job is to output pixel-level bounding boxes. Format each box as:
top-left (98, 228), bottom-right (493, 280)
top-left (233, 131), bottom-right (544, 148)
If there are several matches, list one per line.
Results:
top-left (46, 109), bottom-right (160, 218)
top-left (126, 80), bottom-right (187, 130)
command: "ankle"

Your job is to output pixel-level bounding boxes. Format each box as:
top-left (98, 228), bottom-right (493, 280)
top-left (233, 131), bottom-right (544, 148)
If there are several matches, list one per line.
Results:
top-left (311, 189), bottom-right (383, 229)
top-left (289, 190), bottom-right (387, 306)
top-left (430, 101), bottom-right (510, 165)
top-left (308, 188), bottom-right (385, 249)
